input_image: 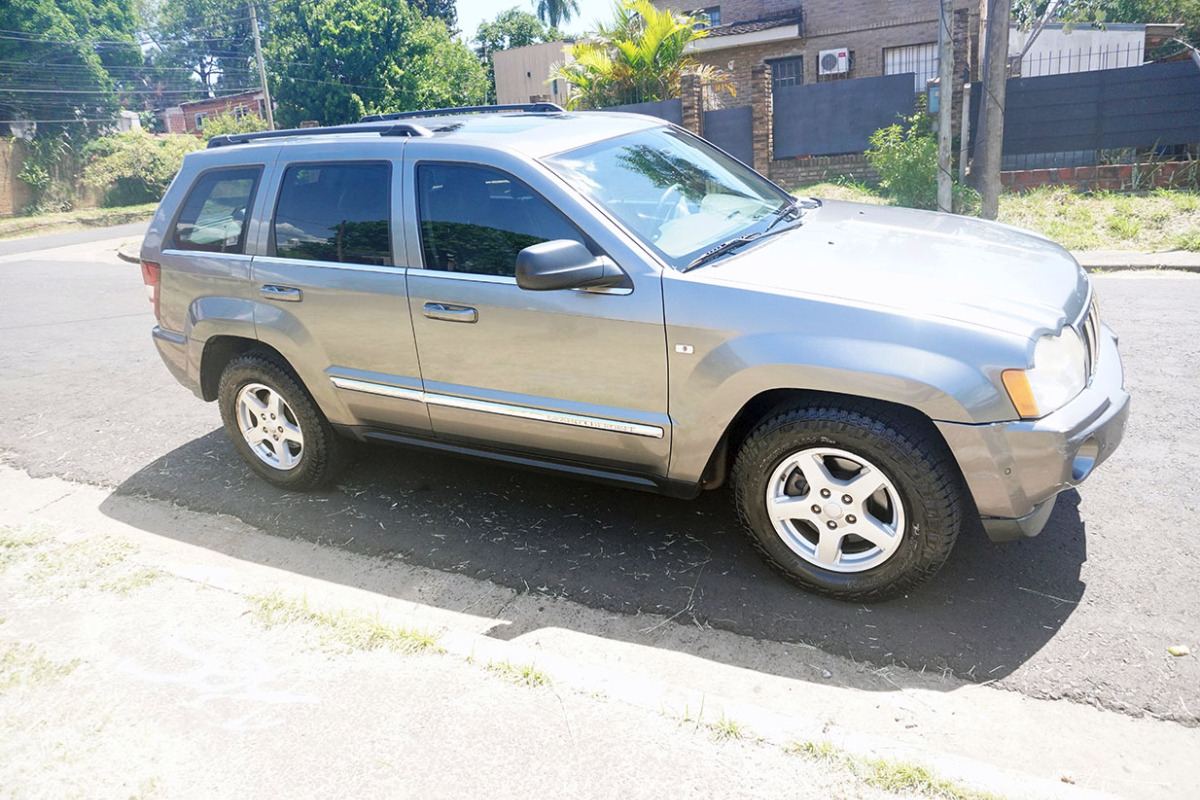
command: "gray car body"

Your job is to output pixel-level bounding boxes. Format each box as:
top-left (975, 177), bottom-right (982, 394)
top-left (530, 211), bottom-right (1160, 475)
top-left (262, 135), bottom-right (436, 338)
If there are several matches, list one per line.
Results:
top-left (142, 111), bottom-right (1130, 540)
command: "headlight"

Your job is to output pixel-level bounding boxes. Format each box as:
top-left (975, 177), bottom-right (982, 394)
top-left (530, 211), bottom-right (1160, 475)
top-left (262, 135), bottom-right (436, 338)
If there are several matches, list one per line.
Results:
top-left (1002, 327), bottom-right (1087, 418)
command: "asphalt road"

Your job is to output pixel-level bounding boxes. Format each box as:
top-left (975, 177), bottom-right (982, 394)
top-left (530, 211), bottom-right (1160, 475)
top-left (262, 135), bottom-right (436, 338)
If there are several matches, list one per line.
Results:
top-left (1, 227), bottom-right (1196, 727)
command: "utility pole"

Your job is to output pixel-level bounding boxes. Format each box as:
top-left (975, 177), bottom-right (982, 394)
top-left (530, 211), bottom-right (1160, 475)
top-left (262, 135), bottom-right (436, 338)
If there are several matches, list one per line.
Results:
top-left (249, 2), bottom-right (275, 130)
top-left (975, 0), bottom-right (1012, 219)
top-left (936, 0), bottom-right (954, 213)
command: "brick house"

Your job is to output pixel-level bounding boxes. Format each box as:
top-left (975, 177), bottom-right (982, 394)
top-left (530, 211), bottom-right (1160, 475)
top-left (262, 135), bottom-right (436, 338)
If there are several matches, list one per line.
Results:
top-left (653, 0), bottom-right (984, 104)
top-left (161, 90), bottom-right (267, 135)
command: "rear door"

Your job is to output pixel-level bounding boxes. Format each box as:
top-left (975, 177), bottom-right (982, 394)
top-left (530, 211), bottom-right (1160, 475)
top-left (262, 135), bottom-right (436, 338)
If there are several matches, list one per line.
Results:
top-left (249, 140), bottom-right (430, 434)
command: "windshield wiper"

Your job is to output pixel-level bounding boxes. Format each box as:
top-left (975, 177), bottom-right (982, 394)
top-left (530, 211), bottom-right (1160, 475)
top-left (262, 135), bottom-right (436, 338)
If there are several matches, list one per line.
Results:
top-left (683, 232), bottom-right (762, 272)
top-left (762, 199), bottom-right (805, 235)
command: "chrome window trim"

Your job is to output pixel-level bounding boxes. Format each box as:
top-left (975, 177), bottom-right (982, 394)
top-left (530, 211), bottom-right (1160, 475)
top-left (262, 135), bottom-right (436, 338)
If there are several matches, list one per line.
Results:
top-left (330, 376), bottom-right (663, 439)
top-left (410, 271), bottom-right (517, 286)
top-left (161, 249), bottom-right (255, 262)
top-left (255, 255), bottom-right (405, 275)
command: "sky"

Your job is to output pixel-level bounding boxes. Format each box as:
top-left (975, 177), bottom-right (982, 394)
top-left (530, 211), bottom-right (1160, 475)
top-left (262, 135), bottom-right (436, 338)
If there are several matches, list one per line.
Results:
top-left (454, 0), bottom-right (618, 43)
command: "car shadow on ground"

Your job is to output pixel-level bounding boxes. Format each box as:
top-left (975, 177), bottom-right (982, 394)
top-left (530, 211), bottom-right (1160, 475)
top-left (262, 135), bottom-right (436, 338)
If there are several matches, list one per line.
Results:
top-left (102, 429), bottom-right (1089, 689)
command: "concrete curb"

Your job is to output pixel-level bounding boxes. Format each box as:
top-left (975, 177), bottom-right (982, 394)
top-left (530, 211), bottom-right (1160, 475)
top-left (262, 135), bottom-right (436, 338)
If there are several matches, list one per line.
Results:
top-left (116, 240), bottom-right (141, 264)
top-left (1072, 250), bottom-right (1200, 273)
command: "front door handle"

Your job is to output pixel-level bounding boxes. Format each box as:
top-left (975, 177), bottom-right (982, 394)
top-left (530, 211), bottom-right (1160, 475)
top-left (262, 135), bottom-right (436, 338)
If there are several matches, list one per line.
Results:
top-left (423, 302), bottom-right (478, 323)
top-left (260, 285), bottom-right (302, 302)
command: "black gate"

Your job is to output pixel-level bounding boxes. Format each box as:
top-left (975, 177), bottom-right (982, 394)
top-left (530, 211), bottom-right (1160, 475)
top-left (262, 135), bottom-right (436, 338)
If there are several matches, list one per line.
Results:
top-left (772, 73), bottom-right (915, 158)
top-left (703, 106), bottom-right (754, 164)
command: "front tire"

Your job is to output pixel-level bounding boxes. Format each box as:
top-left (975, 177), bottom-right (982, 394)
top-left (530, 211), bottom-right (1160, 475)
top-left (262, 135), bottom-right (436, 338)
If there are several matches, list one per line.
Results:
top-left (731, 400), bottom-right (962, 602)
top-left (217, 353), bottom-right (344, 490)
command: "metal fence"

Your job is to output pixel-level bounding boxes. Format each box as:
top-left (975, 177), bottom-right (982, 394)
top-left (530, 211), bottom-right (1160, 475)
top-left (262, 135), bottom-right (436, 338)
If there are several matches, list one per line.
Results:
top-left (1019, 42), bottom-right (1144, 78)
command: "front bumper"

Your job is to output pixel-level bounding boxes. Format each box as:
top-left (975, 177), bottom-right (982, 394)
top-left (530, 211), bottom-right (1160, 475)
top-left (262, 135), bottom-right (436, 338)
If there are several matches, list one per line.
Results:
top-left (936, 324), bottom-right (1129, 541)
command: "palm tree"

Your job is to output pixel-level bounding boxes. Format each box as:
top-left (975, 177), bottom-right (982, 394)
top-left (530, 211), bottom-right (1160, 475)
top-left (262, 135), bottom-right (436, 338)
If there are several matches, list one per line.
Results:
top-left (534, 0), bottom-right (580, 29)
top-left (550, 0), bottom-right (732, 109)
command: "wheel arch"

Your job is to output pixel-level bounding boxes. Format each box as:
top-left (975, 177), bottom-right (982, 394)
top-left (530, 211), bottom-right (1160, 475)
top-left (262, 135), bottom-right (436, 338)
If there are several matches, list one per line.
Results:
top-left (697, 388), bottom-right (962, 493)
top-left (199, 335), bottom-right (289, 402)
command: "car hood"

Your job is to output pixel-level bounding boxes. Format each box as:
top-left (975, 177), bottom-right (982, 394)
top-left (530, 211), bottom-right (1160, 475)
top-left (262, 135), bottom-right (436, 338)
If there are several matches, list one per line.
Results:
top-left (701, 200), bottom-right (1090, 339)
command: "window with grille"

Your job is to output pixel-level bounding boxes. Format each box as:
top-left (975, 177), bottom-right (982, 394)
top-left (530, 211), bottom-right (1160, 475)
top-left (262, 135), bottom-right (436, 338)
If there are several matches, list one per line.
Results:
top-left (769, 57), bottom-right (803, 90)
top-left (884, 43), bottom-right (939, 92)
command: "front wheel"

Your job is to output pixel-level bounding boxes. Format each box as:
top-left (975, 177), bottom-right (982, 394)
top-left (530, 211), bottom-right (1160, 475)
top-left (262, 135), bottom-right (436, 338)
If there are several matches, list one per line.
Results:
top-left (731, 401), bottom-right (962, 602)
top-left (217, 353), bottom-right (344, 490)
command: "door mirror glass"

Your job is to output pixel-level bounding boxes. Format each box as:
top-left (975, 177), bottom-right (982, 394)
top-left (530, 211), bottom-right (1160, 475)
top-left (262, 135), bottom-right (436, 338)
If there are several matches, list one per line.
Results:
top-left (515, 240), bottom-right (626, 291)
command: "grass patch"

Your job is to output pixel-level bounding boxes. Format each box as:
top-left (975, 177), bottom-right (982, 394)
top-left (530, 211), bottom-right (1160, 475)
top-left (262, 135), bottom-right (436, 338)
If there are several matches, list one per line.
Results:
top-left (0, 202), bottom-right (157, 241)
top-left (485, 658), bottom-right (552, 688)
top-left (786, 739), bottom-right (1005, 800)
top-left (249, 592), bottom-right (442, 654)
top-left (99, 567), bottom-right (161, 595)
top-left (794, 180), bottom-right (1200, 252)
top-left (796, 179), bottom-right (888, 205)
top-left (708, 712), bottom-right (749, 742)
top-left (0, 524), bottom-right (45, 568)
top-left (0, 642), bottom-right (80, 691)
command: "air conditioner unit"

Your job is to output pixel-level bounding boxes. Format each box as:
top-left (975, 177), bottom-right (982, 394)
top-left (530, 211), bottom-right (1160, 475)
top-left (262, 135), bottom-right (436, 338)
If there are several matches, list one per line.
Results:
top-left (818, 48), bottom-right (850, 75)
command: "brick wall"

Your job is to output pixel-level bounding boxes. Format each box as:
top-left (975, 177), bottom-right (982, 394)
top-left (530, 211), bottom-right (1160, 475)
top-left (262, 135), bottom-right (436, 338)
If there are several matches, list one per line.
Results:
top-left (770, 154), bottom-right (879, 188)
top-left (1002, 162), bottom-right (1199, 193)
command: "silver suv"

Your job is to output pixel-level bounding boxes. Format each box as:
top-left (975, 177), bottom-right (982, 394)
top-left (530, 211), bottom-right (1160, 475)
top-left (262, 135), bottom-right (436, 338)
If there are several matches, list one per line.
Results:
top-left (140, 105), bottom-right (1130, 601)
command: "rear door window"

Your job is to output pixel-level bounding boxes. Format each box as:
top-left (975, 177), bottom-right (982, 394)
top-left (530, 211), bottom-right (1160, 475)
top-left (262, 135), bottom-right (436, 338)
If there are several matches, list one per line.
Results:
top-left (272, 162), bottom-right (392, 266)
top-left (170, 166), bottom-right (262, 253)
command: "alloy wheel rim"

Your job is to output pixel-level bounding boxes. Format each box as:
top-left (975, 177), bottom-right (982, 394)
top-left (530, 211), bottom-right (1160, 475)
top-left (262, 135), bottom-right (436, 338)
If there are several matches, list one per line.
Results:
top-left (765, 446), bottom-right (905, 573)
top-left (235, 382), bottom-right (304, 470)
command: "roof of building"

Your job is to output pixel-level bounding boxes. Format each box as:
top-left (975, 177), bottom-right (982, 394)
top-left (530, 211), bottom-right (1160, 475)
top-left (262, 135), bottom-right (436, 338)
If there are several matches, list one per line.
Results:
top-left (705, 12), bottom-right (802, 38)
top-left (179, 89), bottom-right (265, 111)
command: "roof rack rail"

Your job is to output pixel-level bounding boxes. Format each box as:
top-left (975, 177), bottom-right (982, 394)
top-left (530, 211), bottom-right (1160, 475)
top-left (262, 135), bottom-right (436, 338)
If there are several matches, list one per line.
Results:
top-left (359, 102), bottom-right (565, 122)
top-left (207, 121), bottom-right (432, 149)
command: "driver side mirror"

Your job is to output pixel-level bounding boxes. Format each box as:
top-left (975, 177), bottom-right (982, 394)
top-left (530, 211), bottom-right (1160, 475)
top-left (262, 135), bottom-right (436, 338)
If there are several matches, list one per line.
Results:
top-left (515, 240), bottom-right (627, 292)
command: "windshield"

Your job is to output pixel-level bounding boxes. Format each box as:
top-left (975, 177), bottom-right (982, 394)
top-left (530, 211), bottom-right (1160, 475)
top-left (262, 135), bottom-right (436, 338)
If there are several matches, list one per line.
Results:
top-left (544, 127), bottom-right (794, 271)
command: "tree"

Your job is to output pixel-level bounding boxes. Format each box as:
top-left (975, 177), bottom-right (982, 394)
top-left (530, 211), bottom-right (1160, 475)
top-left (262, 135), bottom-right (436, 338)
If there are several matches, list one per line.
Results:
top-left (146, 0), bottom-right (259, 97)
top-left (1102, 0), bottom-right (1200, 49)
top-left (551, 0), bottom-right (731, 109)
top-left (475, 8), bottom-right (559, 102)
top-left (265, 0), bottom-right (487, 128)
top-left (0, 0), bottom-right (137, 139)
top-left (534, 0), bottom-right (580, 30)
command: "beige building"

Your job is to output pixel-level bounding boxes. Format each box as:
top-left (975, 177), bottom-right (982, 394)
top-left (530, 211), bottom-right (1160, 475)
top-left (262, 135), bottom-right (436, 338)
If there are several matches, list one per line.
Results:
top-left (493, 40), bottom-right (575, 106)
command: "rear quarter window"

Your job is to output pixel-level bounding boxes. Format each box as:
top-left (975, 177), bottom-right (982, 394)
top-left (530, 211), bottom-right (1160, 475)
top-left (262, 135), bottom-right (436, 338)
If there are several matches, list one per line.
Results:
top-left (169, 166), bottom-right (262, 253)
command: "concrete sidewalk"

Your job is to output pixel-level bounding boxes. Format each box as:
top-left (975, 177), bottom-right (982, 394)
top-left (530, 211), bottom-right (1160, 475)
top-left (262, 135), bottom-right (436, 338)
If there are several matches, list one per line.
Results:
top-left (4, 465), bottom-right (1196, 800)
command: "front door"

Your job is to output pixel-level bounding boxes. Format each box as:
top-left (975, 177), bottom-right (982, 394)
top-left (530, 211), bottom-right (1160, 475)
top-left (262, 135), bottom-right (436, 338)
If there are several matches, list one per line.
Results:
top-left (404, 161), bottom-right (670, 473)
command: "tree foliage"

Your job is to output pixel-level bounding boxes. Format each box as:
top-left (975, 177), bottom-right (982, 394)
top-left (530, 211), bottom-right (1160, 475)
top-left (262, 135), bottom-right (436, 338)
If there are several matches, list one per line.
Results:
top-left (265, 0), bottom-right (487, 127)
top-left (535, 0), bottom-right (580, 30)
top-left (475, 9), bottom-right (560, 102)
top-left (0, 0), bottom-right (139, 139)
top-left (551, 0), bottom-right (731, 109)
top-left (145, 0), bottom-right (259, 98)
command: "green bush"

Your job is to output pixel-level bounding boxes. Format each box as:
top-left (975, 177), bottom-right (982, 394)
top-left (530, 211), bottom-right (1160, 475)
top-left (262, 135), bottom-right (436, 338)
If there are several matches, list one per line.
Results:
top-left (865, 103), bottom-right (979, 215)
top-left (198, 110), bottom-right (269, 141)
top-left (866, 107), bottom-right (937, 211)
top-left (82, 130), bottom-right (204, 206)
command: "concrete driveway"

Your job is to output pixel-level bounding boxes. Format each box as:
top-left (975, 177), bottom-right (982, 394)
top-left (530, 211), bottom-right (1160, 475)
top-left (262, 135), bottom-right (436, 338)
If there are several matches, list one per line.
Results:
top-left (0, 227), bottom-right (1196, 729)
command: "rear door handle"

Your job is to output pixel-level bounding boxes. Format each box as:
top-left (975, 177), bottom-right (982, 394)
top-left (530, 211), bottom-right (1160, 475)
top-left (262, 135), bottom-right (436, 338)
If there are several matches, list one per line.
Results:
top-left (423, 302), bottom-right (478, 323)
top-left (260, 285), bottom-right (302, 302)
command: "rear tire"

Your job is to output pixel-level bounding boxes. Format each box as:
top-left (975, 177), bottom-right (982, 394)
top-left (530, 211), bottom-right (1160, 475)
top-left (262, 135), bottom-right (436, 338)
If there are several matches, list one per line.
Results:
top-left (217, 353), bottom-right (344, 490)
top-left (731, 400), bottom-right (962, 602)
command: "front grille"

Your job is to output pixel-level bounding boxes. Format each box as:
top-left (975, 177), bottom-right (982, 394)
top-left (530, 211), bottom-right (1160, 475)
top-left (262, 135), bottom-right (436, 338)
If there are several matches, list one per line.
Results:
top-left (1079, 298), bottom-right (1100, 380)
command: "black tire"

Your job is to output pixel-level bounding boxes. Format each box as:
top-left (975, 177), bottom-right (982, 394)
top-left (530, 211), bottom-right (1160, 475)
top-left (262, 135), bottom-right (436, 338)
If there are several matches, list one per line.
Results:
top-left (217, 352), bottom-right (345, 490)
top-left (731, 399), bottom-right (962, 602)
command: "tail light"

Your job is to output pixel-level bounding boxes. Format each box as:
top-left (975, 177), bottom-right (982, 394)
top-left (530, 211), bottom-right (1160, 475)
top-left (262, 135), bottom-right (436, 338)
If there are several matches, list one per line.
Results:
top-left (140, 260), bottom-right (161, 321)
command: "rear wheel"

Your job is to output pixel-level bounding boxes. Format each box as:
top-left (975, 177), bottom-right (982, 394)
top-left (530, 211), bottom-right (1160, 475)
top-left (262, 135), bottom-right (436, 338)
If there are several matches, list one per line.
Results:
top-left (217, 353), bottom-right (344, 490)
top-left (732, 401), bottom-right (962, 601)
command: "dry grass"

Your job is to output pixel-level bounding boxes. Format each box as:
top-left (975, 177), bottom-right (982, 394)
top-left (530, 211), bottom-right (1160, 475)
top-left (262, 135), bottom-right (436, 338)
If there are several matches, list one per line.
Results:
top-left (485, 658), bottom-right (552, 688)
top-left (250, 591), bottom-right (443, 654)
top-left (786, 739), bottom-right (1007, 800)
